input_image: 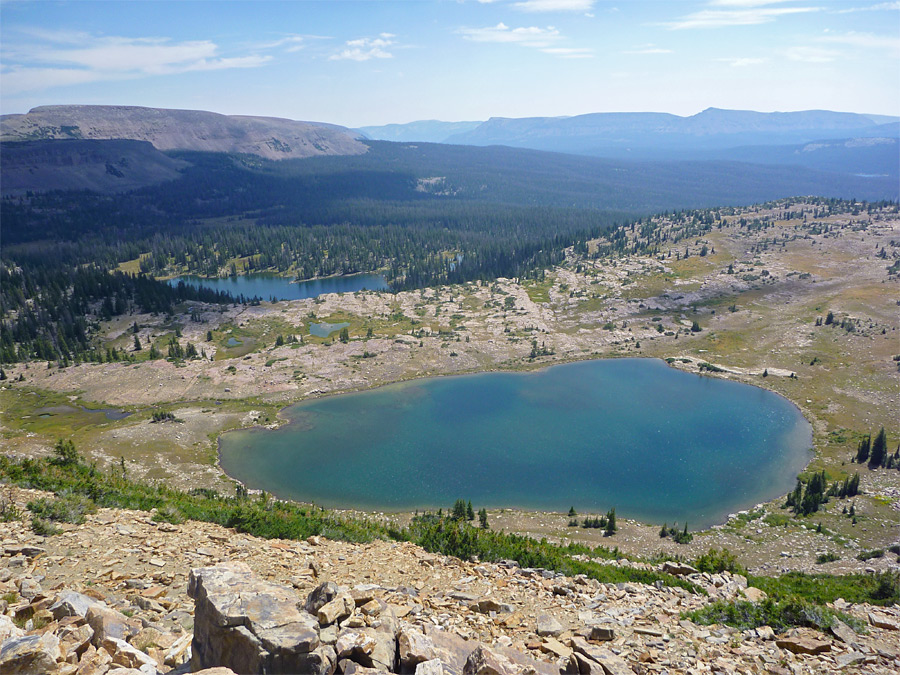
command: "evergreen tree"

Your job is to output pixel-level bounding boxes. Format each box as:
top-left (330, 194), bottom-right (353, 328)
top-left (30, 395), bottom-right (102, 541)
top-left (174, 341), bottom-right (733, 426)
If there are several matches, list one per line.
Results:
top-left (339, 328), bottom-right (350, 344)
top-left (133, 335), bottom-right (142, 351)
top-left (451, 499), bottom-right (467, 521)
top-left (869, 427), bottom-right (888, 468)
top-left (52, 439), bottom-right (80, 466)
top-left (466, 501), bottom-right (475, 521)
top-left (604, 508), bottom-right (617, 536)
top-left (855, 435), bottom-right (871, 463)
top-left (478, 508), bottom-right (489, 529)
top-left (568, 506), bottom-right (577, 518)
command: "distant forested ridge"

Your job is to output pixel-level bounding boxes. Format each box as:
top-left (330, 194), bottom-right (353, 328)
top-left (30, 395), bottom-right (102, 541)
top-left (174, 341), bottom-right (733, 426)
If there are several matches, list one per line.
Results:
top-left (2, 137), bottom-right (897, 366)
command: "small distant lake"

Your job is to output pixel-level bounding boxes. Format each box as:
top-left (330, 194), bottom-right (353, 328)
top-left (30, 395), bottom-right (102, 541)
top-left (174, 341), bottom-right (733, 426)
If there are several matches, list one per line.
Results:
top-left (309, 322), bottom-right (350, 338)
top-left (168, 272), bottom-right (389, 301)
top-left (219, 359), bottom-right (812, 528)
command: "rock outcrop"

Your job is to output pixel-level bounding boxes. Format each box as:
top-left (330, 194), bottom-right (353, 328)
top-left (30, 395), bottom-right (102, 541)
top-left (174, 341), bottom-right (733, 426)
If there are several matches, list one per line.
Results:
top-left (1, 486), bottom-right (899, 674)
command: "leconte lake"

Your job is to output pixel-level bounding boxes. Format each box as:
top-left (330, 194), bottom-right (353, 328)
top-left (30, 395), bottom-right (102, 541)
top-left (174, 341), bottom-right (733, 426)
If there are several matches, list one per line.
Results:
top-left (219, 359), bottom-right (812, 528)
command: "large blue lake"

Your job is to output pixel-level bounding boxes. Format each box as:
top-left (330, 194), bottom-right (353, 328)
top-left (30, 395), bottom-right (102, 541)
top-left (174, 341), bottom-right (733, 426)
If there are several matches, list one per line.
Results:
top-left (218, 359), bottom-right (812, 528)
top-left (168, 272), bottom-right (389, 301)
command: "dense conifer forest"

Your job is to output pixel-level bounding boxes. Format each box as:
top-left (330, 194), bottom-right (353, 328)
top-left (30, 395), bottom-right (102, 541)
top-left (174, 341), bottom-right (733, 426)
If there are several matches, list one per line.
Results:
top-left (2, 139), bottom-right (897, 367)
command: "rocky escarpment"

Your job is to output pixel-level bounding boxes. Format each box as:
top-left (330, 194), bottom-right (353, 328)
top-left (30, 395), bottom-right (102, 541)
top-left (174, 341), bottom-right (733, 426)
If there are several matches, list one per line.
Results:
top-left (0, 106), bottom-right (367, 160)
top-left (0, 487), bottom-right (898, 674)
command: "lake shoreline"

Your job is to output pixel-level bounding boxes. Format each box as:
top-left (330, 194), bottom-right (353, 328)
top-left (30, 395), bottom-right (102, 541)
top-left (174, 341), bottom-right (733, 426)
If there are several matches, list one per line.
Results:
top-left (215, 355), bottom-right (814, 533)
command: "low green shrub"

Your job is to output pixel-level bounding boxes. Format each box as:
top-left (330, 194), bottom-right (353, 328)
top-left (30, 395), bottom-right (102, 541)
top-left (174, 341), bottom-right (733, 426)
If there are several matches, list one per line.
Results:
top-left (31, 516), bottom-right (62, 536)
top-left (684, 597), bottom-right (864, 633)
top-left (0, 489), bottom-right (21, 522)
top-left (27, 493), bottom-right (96, 524)
top-left (748, 571), bottom-right (899, 606)
top-left (694, 548), bottom-right (744, 574)
top-left (856, 549), bottom-right (884, 561)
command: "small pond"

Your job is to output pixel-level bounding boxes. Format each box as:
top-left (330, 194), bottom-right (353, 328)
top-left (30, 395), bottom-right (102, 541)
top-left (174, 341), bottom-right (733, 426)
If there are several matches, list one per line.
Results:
top-left (34, 405), bottom-right (131, 421)
top-left (309, 322), bottom-right (350, 338)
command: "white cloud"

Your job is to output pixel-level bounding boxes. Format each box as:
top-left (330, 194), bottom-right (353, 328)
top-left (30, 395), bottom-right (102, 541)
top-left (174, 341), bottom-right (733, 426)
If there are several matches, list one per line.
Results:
top-left (257, 35), bottom-right (308, 53)
top-left (665, 4), bottom-right (820, 29)
top-left (459, 22), bottom-right (591, 57)
top-left (717, 56), bottom-right (768, 66)
top-left (0, 66), bottom-right (107, 94)
top-left (513, 0), bottom-right (595, 12)
top-left (785, 45), bottom-right (840, 62)
top-left (818, 31), bottom-right (900, 55)
top-left (0, 31), bottom-right (271, 94)
top-left (330, 34), bottom-right (396, 61)
top-left (541, 47), bottom-right (594, 58)
top-left (459, 23), bottom-right (562, 48)
top-left (834, 1), bottom-right (900, 13)
top-left (708, 0), bottom-right (796, 6)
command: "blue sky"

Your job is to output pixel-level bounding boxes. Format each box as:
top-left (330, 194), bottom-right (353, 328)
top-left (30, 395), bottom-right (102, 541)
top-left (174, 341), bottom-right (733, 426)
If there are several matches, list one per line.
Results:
top-left (1, 1), bottom-right (898, 126)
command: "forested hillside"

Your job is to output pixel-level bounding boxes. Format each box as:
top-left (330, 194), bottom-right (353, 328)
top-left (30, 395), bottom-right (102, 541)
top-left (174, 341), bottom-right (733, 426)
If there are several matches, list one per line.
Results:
top-left (2, 137), bottom-right (897, 368)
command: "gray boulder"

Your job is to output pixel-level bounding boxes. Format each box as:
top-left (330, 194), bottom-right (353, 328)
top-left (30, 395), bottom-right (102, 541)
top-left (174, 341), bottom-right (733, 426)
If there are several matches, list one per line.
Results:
top-left (49, 590), bottom-right (97, 619)
top-left (463, 646), bottom-right (518, 675)
top-left (85, 603), bottom-right (141, 645)
top-left (536, 613), bottom-right (564, 637)
top-left (305, 581), bottom-right (340, 615)
top-left (335, 627), bottom-right (396, 671)
top-left (0, 633), bottom-right (62, 674)
top-left (188, 561), bottom-right (321, 674)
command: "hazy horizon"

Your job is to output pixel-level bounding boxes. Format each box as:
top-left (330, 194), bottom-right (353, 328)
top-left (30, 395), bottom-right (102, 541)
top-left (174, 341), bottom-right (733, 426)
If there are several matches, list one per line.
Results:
top-left (2, 1), bottom-right (898, 126)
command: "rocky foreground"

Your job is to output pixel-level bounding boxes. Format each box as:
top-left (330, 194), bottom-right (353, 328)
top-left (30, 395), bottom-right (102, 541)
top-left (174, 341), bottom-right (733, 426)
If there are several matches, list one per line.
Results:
top-left (1, 488), bottom-right (898, 675)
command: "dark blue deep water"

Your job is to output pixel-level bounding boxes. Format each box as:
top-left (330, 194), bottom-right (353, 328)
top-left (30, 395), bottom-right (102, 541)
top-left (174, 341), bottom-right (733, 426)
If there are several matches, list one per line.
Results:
top-left (219, 359), bottom-right (812, 528)
top-left (168, 272), bottom-right (388, 301)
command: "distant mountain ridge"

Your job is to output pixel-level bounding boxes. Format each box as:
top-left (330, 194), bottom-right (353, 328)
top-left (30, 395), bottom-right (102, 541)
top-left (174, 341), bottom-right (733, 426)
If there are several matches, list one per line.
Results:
top-left (357, 120), bottom-right (482, 143)
top-left (0, 105), bottom-right (367, 160)
top-left (443, 108), bottom-right (899, 159)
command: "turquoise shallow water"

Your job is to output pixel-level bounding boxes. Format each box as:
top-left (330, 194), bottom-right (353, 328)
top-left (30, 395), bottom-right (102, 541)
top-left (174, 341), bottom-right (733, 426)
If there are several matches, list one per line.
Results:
top-left (168, 272), bottom-right (388, 301)
top-left (218, 359), bottom-right (812, 528)
top-left (309, 322), bottom-right (351, 338)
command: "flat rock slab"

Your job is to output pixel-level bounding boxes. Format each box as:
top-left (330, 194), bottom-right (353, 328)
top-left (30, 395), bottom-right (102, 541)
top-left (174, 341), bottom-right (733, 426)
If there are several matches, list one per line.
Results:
top-left (835, 651), bottom-right (867, 668)
top-left (775, 637), bottom-right (831, 655)
top-left (828, 619), bottom-right (858, 646)
top-left (868, 612), bottom-right (900, 631)
top-left (661, 562), bottom-right (699, 576)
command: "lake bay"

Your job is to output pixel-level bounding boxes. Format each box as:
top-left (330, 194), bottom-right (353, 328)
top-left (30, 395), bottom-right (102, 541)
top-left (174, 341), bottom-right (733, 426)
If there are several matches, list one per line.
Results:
top-left (218, 358), bottom-right (812, 529)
